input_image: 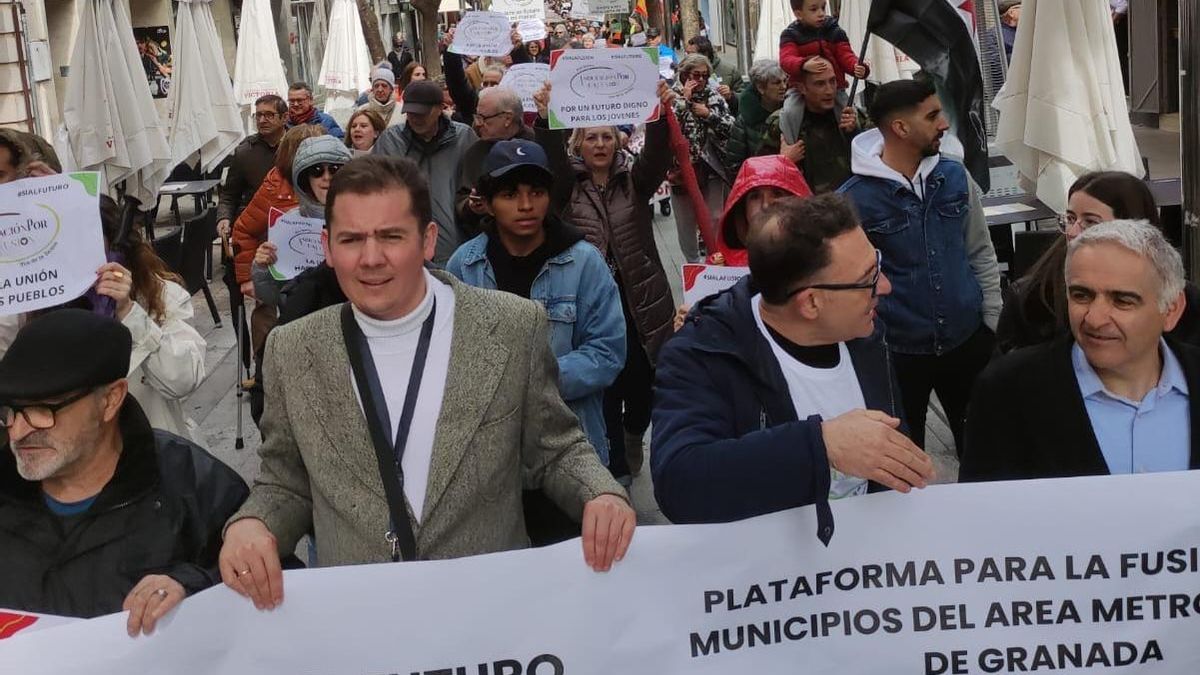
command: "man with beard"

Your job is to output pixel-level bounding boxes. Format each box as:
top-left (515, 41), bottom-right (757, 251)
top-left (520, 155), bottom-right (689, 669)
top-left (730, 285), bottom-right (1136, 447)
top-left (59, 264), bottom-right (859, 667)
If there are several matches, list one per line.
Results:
top-left (0, 311), bottom-right (247, 629)
top-left (838, 79), bottom-right (1001, 456)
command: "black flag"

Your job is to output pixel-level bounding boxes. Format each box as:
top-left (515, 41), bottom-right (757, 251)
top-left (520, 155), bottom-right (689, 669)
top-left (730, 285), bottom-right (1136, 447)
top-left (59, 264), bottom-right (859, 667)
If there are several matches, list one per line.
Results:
top-left (867, 0), bottom-right (991, 191)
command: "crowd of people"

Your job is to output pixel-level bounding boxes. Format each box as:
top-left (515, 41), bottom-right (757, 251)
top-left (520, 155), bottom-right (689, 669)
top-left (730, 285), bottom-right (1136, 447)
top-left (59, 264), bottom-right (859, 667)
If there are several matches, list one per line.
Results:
top-left (0, 0), bottom-right (1193, 648)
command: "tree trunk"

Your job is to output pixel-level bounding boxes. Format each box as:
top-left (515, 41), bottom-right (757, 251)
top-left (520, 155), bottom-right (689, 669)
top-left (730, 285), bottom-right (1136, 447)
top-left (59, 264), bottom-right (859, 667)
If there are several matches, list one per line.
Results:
top-left (648, 0), bottom-right (664, 32)
top-left (412, 0), bottom-right (444, 78)
top-left (679, 0), bottom-right (700, 45)
top-left (357, 0), bottom-right (388, 64)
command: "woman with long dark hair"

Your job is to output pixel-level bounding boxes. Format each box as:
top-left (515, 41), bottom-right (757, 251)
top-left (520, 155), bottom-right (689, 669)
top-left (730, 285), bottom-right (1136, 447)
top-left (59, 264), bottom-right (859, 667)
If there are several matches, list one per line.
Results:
top-left (996, 170), bottom-right (1200, 353)
top-left (0, 196), bottom-right (207, 436)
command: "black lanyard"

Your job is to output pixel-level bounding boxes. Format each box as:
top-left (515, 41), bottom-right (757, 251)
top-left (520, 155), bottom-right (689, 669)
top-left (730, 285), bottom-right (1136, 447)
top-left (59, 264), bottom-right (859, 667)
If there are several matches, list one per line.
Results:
top-left (340, 299), bottom-right (437, 562)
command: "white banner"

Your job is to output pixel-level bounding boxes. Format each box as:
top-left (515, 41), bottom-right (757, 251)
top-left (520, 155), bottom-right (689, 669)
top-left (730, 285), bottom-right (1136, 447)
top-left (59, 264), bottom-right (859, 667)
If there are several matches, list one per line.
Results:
top-left (492, 0), bottom-right (545, 23)
top-left (266, 207), bottom-right (325, 281)
top-left (682, 263), bottom-right (750, 304)
top-left (548, 48), bottom-right (661, 129)
top-left (450, 11), bottom-right (516, 57)
top-left (0, 173), bottom-right (106, 316)
top-left (3, 473), bottom-right (1200, 673)
top-left (502, 63), bottom-right (551, 112)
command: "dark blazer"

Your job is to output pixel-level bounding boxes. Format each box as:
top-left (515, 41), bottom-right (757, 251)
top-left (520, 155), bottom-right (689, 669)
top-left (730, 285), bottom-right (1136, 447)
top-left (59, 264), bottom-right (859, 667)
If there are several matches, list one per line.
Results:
top-left (650, 277), bottom-right (904, 544)
top-left (960, 335), bottom-right (1200, 482)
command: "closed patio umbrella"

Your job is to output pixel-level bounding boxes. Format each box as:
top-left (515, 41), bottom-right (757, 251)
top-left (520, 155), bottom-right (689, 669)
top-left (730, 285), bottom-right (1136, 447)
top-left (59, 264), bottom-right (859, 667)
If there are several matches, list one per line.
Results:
top-left (992, 0), bottom-right (1142, 213)
top-left (62, 0), bottom-right (172, 207)
top-left (233, 0), bottom-right (290, 118)
top-left (168, 0), bottom-right (245, 174)
top-left (318, 0), bottom-right (373, 126)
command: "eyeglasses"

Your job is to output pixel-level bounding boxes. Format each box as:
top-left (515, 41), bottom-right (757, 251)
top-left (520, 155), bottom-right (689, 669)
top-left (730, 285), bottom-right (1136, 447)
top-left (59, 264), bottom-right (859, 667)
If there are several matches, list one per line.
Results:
top-left (0, 388), bottom-right (96, 430)
top-left (303, 163), bottom-right (343, 180)
top-left (686, 71), bottom-right (711, 81)
top-left (1056, 213), bottom-right (1105, 233)
top-left (788, 250), bottom-right (883, 299)
top-left (253, 111), bottom-right (280, 120)
top-left (473, 110), bottom-right (511, 123)
top-left (287, 98), bottom-right (311, 107)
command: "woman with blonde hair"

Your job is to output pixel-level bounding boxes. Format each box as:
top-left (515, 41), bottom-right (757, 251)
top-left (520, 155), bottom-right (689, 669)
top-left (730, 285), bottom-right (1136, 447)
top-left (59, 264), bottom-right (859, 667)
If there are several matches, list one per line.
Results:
top-left (533, 80), bottom-right (676, 483)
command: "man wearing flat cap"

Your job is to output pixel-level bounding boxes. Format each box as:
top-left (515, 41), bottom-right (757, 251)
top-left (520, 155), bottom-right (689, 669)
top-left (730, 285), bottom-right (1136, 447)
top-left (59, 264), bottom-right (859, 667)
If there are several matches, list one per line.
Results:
top-left (0, 310), bottom-right (248, 635)
top-left (373, 79), bottom-right (478, 264)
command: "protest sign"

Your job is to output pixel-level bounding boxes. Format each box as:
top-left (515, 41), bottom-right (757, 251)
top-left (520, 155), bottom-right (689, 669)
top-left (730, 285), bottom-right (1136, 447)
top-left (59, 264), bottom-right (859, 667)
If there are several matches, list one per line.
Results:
top-left (4, 472), bottom-right (1200, 674)
top-left (449, 11), bottom-right (514, 57)
top-left (0, 173), bottom-right (105, 316)
top-left (502, 63), bottom-right (551, 112)
top-left (588, 0), bottom-right (628, 13)
top-left (517, 18), bottom-right (547, 41)
top-left (266, 208), bottom-right (325, 281)
top-left (492, 0), bottom-right (545, 22)
top-left (682, 263), bottom-right (750, 304)
top-left (548, 48), bottom-right (661, 129)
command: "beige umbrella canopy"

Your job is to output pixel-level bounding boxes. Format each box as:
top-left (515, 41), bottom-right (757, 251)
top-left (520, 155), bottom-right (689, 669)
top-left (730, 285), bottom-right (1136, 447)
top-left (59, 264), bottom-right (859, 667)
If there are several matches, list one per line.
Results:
top-left (62, 0), bottom-right (172, 207)
top-left (992, 0), bottom-right (1143, 213)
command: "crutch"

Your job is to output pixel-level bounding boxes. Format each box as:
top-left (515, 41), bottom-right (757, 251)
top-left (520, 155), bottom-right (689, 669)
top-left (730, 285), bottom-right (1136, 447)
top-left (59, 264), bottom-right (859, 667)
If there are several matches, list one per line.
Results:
top-left (234, 302), bottom-right (246, 450)
top-left (221, 230), bottom-right (247, 451)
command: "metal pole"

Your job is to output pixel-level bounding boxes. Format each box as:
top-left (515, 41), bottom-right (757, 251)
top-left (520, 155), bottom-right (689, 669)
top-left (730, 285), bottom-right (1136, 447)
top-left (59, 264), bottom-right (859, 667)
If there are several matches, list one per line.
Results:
top-left (735, 0), bottom-right (751, 75)
top-left (1181, 1), bottom-right (1199, 278)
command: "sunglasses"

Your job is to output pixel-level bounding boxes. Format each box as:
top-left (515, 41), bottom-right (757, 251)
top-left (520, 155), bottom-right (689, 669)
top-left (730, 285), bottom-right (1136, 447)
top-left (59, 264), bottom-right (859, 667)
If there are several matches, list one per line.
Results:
top-left (303, 163), bottom-right (343, 180)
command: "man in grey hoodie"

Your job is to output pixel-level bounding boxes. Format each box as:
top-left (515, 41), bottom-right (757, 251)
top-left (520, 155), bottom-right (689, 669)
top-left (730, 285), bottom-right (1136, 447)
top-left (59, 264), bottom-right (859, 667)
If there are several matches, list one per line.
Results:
top-left (838, 79), bottom-right (1001, 457)
top-left (372, 80), bottom-right (479, 264)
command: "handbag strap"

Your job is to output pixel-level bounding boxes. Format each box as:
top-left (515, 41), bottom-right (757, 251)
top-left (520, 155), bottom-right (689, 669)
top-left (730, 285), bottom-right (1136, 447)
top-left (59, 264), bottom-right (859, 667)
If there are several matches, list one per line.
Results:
top-left (340, 300), bottom-right (436, 562)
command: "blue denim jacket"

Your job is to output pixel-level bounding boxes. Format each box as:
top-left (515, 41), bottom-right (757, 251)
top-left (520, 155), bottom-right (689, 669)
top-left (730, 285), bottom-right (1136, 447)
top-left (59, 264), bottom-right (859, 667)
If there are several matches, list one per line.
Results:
top-left (839, 158), bottom-right (983, 355)
top-left (446, 233), bottom-right (627, 464)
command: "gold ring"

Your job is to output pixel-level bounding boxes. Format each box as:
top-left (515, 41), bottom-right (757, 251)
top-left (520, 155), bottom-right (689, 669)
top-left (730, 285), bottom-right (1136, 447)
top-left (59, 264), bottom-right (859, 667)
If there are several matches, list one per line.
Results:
top-left (112, 271), bottom-right (124, 280)
top-left (155, 588), bottom-right (168, 598)
top-left (238, 569), bottom-right (251, 577)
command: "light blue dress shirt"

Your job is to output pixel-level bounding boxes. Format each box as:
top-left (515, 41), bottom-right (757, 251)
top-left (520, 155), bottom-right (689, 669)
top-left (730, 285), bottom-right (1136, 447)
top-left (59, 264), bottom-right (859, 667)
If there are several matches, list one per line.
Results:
top-left (1072, 340), bottom-right (1191, 474)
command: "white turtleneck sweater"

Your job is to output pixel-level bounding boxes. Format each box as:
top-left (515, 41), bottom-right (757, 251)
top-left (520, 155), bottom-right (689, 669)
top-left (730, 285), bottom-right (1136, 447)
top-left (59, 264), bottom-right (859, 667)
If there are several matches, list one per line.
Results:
top-left (350, 269), bottom-right (456, 522)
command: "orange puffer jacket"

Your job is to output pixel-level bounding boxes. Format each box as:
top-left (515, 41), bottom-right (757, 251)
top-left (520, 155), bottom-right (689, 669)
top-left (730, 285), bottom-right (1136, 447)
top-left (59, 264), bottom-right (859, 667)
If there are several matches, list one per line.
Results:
top-left (232, 167), bottom-right (297, 283)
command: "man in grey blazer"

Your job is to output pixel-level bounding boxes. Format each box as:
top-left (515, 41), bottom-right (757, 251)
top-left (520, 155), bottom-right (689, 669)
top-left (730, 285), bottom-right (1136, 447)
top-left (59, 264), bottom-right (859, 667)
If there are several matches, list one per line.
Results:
top-left (219, 156), bottom-right (635, 610)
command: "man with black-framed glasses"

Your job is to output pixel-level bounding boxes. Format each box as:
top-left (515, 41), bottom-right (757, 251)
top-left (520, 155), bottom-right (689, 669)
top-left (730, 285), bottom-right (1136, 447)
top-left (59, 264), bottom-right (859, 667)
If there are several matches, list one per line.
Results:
top-left (217, 94), bottom-right (287, 241)
top-left (651, 194), bottom-right (935, 538)
top-left (0, 310), bottom-right (248, 630)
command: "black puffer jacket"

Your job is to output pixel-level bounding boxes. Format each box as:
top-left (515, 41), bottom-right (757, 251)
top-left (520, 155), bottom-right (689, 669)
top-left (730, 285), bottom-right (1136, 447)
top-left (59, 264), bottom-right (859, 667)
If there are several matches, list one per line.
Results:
top-left (0, 399), bottom-right (248, 618)
top-left (537, 117), bottom-right (675, 364)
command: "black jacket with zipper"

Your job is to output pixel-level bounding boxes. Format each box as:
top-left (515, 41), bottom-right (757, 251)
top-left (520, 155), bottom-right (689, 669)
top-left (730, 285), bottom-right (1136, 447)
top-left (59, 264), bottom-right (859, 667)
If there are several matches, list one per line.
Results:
top-left (0, 399), bottom-right (248, 617)
top-left (649, 277), bottom-right (906, 543)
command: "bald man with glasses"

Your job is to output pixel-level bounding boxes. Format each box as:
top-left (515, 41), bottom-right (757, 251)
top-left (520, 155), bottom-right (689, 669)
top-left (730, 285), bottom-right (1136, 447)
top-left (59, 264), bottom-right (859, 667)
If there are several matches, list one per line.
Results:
top-left (0, 310), bottom-right (248, 633)
top-left (650, 194), bottom-right (934, 538)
